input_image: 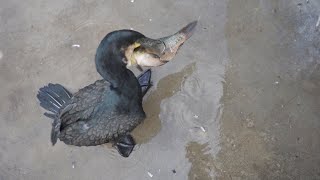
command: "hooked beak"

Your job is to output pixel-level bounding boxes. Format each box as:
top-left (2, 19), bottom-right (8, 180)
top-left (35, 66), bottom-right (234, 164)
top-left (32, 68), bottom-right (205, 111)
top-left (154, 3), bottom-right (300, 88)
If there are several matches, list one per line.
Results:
top-left (158, 20), bottom-right (198, 60)
top-left (132, 21), bottom-right (198, 68)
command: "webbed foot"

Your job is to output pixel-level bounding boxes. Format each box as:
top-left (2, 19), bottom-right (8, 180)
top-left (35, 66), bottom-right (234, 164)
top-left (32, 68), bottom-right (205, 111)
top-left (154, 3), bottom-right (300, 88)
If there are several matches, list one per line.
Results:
top-left (137, 69), bottom-right (152, 97)
top-left (114, 134), bottom-right (136, 158)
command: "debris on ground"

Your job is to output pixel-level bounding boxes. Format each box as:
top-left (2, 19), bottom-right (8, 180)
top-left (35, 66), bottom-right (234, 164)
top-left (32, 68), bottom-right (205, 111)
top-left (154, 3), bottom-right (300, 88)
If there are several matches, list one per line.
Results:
top-left (147, 171), bottom-right (153, 178)
top-left (72, 44), bottom-right (80, 48)
top-left (72, 161), bottom-right (76, 169)
top-left (246, 118), bottom-right (254, 128)
top-left (316, 15), bottom-right (320, 28)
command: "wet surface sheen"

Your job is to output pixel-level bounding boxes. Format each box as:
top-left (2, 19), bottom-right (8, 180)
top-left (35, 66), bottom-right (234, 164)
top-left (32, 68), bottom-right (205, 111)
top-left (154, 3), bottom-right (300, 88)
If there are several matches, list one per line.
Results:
top-left (214, 0), bottom-right (320, 179)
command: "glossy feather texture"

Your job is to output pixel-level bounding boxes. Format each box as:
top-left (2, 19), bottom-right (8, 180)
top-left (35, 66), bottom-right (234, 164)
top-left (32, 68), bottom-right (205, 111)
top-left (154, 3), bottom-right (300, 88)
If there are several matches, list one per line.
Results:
top-left (37, 31), bottom-right (152, 157)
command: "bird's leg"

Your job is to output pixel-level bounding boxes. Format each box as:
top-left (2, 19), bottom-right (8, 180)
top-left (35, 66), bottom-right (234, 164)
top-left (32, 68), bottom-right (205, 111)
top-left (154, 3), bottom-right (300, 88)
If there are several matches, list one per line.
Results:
top-left (137, 69), bottom-right (152, 97)
top-left (114, 134), bottom-right (136, 158)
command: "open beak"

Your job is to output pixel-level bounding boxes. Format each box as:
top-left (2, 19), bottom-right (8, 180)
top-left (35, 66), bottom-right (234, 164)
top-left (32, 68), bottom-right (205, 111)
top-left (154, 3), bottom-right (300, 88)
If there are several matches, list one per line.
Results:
top-left (132, 21), bottom-right (198, 68)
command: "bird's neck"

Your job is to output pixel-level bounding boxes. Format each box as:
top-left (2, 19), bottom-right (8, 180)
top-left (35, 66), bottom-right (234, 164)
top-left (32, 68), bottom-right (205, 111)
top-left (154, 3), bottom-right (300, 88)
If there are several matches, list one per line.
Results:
top-left (95, 49), bottom-right (127, 88)
top-left (95, 37), bottom-right (141, 99)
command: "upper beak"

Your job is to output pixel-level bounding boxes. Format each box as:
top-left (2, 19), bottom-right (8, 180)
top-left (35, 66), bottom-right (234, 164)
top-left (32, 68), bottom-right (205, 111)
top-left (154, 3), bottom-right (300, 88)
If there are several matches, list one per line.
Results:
top-left (135, 21), bottom-right (198, 65)
top-left (158, 20), bottom-right (198, 61)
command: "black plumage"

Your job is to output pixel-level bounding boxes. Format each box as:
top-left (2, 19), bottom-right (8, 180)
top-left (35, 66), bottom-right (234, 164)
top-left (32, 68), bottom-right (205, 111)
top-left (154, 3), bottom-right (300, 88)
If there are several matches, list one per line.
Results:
top-left (37, 30), bottom-right (152, 157)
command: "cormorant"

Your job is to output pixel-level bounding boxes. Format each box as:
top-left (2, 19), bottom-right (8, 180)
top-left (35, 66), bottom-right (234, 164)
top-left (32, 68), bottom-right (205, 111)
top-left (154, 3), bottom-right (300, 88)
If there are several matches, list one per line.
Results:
top-left (37, 21), bottom-right (197, 157)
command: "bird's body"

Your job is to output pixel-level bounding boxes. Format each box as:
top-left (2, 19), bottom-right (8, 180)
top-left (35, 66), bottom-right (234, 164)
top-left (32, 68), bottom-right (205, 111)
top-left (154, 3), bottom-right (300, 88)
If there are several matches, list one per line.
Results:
top-left (53, 80), bottom-right (144, 146)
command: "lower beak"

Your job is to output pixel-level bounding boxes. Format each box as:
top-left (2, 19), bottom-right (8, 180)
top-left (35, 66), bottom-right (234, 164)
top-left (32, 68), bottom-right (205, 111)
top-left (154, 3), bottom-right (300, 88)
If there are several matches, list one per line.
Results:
top-left (135, 21), bottom-right (197, 66)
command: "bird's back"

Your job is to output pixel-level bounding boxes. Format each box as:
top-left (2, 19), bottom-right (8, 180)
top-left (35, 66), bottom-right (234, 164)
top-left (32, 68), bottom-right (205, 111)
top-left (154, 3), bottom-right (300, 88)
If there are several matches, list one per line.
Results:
top-left (58, 79), bottom-right (145, 146)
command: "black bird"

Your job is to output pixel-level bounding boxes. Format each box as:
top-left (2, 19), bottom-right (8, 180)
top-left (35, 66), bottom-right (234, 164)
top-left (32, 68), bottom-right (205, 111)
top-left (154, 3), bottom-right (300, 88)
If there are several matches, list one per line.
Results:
top-left (37, 21), bottom-right (197, 157)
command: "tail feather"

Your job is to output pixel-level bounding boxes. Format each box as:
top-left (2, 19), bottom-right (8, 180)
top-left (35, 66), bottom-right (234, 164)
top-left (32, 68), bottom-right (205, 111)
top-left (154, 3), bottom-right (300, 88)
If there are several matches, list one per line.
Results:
top-left (44, 112), bottom-right (56, 119)
top-left (51, 118), bottom-right (61, 145)
top-left (45, 83), bottom-right (72, 102)
top-left (37, 83), bottom-right (72, 145)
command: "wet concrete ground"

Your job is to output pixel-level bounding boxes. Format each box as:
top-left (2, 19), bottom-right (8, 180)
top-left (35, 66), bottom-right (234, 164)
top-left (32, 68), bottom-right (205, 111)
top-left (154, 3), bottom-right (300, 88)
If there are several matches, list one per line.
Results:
top-left (216, 1), bottom-right (320, 179)
top-left (0, 0), bottom-right (319, 179)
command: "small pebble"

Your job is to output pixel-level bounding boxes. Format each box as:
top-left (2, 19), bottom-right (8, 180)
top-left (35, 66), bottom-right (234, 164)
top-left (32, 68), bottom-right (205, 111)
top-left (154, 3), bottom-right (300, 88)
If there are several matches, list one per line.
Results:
top-left (172, 169), bottom-right (176, 174)
top-left (130, 27), bottom-right (134, 30)
top-left (193, 115), bottom-right (199, 118)
top-left (130, 0), bottom-right (134, 2)
top-left (149, 18), bottom-right (152, 22)
top-left (274, 81), bottom-right (279, 85)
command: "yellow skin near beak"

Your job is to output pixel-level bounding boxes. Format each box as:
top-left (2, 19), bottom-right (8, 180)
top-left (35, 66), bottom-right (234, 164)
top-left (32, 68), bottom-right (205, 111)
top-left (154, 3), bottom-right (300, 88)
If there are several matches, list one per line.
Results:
top-left (125, 42), bottom-right (141, 68)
